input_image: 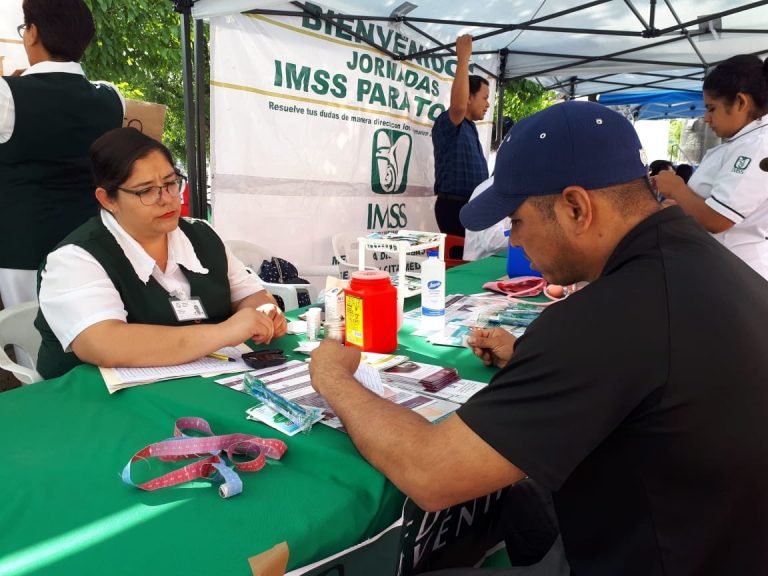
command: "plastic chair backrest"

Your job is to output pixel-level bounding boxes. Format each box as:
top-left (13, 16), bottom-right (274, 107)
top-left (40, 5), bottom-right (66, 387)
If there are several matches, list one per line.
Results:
top-left (444, 234), bottom-right (468, 269)
top-left (225, 240), bottom-right (317, 311)
top-left (0, 301), bottom-right (43, 385)
top-left (331, 232), bottom-right (361, 265)
top-left (331, 232), bottom-right (379, 277)
top-left (224, 240), bottom-right (271, 271)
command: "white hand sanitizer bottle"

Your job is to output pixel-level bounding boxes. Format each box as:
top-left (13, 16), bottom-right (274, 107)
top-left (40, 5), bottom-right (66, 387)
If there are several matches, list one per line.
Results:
top-left (421, 249), bottom-right (445, 332)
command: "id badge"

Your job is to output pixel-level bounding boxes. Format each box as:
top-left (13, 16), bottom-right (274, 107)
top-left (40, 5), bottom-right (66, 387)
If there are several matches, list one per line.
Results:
top-left (170, 297), bottom-right (208, 322)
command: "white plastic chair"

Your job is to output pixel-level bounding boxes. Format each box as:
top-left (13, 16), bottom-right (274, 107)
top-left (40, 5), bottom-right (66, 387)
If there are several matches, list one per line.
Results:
top-left (226, 240), bottom-right (322, 311)
top-left (331, 232), bottom-right (381, 279)
top-left (0, 301), bottom-right (43, 385)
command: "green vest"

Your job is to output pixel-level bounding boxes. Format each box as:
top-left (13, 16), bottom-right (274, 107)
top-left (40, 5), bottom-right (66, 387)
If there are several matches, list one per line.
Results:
top-left (0, 73), bottom-right (123, 269)
top-left (35, 217), bottom-right (232, 379)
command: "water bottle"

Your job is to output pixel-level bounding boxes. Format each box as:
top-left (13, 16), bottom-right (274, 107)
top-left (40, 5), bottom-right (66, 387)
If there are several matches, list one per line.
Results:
top-left (421, 249), bottom-right (445, 332)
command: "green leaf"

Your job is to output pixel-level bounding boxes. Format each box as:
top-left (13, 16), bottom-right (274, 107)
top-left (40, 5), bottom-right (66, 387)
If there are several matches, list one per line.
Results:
top-left (82, 1), bottom-right (197, 162)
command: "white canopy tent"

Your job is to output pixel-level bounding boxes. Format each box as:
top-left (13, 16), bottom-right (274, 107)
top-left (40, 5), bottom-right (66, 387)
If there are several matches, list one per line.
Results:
top-left (191, 0), bottom-right (768, 93)
top-left (179, 0), bottom-right (768, 217)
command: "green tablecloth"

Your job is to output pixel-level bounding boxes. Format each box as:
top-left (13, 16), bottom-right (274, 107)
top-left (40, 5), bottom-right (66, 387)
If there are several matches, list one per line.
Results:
top-left (0, 258), bottom-right (505, 576)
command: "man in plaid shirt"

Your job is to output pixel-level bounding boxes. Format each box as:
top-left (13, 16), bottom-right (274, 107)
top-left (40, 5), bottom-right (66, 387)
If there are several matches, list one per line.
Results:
top-left (431, 35), bottom-right (490, 237)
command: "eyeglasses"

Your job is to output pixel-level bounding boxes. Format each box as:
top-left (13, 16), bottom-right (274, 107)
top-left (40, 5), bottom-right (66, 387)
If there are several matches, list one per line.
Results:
top-left (117, 176), bottom-right (186, 206)
top-left (17, 24), bottom-right (26, 38)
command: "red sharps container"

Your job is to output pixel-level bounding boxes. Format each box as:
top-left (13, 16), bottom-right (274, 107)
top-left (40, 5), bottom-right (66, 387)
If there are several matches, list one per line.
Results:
top-left (344, 270), bottom-right (397, 353)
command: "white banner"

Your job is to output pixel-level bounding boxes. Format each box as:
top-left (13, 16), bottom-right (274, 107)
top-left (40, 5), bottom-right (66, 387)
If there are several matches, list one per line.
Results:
top-left (0, 0), bottom-right (26, 76)
top-left (210, 2), bottom-right (498, 271)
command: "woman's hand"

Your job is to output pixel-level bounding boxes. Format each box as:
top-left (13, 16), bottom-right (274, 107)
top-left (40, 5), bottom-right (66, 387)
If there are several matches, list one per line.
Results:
top-left (225, 307), bottom-right (276, 345)
top-left (652, 170), bottom-right (734, 233)
top-left (231, 291), bottom-right (287, 342)
top-left (257, 302), bottom-right (287, 338)
top-left (653, 171), bottom-right (687, 200)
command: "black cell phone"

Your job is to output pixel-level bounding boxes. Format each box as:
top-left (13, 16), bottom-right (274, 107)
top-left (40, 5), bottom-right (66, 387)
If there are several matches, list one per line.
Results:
top-left (241, 349), bottom-right (287, 369)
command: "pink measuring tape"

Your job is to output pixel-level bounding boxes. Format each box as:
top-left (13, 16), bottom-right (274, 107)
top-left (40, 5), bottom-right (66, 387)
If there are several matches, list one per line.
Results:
top-left (121, 417), bottom-right (287, 498)
top-left (483, 277), bottom-right (578, 306)
top-left (483, 276), bottom-right (553, 306)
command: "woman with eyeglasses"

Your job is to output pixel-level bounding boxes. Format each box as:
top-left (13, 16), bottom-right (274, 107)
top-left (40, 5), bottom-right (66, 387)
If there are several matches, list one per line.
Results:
top-left (34, 127), bottom-right (287, 379)
top-left (654, 54), bottom-right (768, 280)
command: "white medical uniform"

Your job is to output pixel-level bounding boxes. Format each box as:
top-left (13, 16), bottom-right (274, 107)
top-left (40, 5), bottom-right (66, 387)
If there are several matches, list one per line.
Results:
top-left (690, 116), bottom-right (768, 280)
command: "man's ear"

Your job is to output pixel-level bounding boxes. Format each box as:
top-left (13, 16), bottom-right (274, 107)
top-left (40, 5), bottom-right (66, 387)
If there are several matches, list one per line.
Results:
top-left (25, 23), bottom-right (39, 47)
top-left (557, 186), bottom-right (592, 233)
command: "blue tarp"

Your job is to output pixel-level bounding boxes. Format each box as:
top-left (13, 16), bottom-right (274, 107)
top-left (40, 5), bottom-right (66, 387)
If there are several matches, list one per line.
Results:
top-left (598, 91), bottom-right (705, 120)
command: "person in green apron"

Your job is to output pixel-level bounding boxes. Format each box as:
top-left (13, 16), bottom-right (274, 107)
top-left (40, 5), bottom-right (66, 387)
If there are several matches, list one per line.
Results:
top-left (35, 127), bottom-right (286, 379)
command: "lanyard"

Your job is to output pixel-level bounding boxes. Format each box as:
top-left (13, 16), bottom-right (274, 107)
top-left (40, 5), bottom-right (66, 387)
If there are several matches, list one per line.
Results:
top-left (121, 417), bottom-right (287, 498)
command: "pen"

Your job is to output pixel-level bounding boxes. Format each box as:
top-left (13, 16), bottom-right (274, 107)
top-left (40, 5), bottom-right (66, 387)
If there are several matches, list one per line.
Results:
top-left (207, 353), bottom-right (236, 362)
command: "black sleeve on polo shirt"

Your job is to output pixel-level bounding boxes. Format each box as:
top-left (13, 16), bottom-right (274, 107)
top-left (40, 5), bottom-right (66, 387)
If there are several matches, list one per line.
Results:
top-left (457, 264), bottom-right (669, 491)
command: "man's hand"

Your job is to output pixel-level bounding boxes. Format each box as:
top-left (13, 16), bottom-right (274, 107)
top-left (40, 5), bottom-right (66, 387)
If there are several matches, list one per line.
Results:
top-left (466, 328), bottom-right (516, 368)
top-left (455, 34), bottom-right (473, 62)
top-left (448, 34), bottom-right (474, 125)
top-left (257, 302), bottom-right (287, 338)
top-left (309, 340), bottom-right (361, 396)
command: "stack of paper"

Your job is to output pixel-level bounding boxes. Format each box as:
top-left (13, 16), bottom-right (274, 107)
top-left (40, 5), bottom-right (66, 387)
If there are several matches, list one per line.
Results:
top-left (100, 346), bottom-right (251, 394)
top-left (380, 361), bottom-right (459, 392)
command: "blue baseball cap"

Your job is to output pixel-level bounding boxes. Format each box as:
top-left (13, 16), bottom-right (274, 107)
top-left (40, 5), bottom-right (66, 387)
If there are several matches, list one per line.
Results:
top-left (460, 101), bottom-right (648, 231)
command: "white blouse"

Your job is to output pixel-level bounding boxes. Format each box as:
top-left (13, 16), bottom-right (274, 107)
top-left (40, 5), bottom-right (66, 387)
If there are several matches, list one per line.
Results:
top-left (690, 116), bottom-right (768, 280)
top-left (39, 211), bottom-right (263, 351)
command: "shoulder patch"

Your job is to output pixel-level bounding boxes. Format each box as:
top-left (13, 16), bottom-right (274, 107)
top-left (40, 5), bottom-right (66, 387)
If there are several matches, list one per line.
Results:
top-left (732, 156), bottom-right (751, 174)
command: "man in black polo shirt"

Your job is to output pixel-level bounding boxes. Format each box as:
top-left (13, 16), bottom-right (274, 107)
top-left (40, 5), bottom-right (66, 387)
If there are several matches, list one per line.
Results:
top-left (431, 34), bottom-right (489, 237)
top-left (0, 0), bottom-right (123, 313)
top-left (311, 101), bottom-right (768, 575)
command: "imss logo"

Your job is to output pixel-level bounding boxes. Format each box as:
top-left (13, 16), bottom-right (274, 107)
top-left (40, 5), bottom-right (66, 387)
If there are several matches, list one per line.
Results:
top-left (733, 156), bottom-right (752, 174)
top-left (371, 129), bottom-right (412, 194)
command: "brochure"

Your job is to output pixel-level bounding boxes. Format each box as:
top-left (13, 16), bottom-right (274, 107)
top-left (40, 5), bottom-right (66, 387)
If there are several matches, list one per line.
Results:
top-left (216, 360), bottom-right (460, 434)
top-left (408, 293), bottom-right (530, 345)
top-left (245, 404), bottom-right (325, 436)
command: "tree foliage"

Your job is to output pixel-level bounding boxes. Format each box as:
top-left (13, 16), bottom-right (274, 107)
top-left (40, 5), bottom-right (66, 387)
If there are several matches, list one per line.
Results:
top-left (668, 119), bottom-right (684, 161)
top-left (80, 0), bottom-right (191, 163)
top-left (501, 79), bottom-right (558, 123)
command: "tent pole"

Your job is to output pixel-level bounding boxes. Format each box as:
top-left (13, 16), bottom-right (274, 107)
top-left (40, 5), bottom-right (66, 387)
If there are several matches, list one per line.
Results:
top-left (194, 18), bottom-right (208, 219)
top-left (655, 2), bottom-right (767, 36)
top-left (662, 0), bottom-right (708, 67)
top-left (399, 20), bottom-right (497, 79)
top-left (495, 50), bottom-right (508, 150)
top-left (508, 33), bottom-right (692, 82)
top-left (622, 0), bottom-right (652, 35)
top-left (404, 0), bottom-right (612, 61)
top-left (175, 0), bottom-right (200, 218)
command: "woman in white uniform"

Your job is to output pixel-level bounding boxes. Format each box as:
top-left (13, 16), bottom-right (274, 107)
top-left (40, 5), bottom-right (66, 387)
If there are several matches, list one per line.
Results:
top-left (655, 55), bottom-right (768, 280)
top-left (35, 127), bottom-right (287, 379)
